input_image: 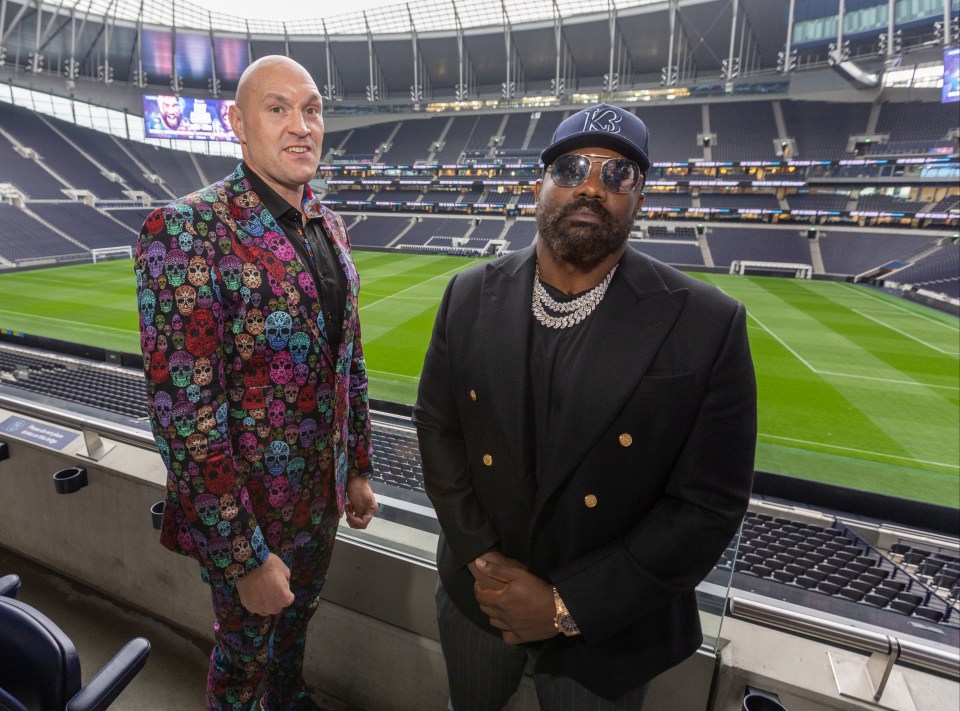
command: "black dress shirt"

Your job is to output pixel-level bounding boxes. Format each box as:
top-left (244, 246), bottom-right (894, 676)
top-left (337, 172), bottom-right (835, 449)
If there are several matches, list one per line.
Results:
top-left (243, 162), bottom-right (347, 351)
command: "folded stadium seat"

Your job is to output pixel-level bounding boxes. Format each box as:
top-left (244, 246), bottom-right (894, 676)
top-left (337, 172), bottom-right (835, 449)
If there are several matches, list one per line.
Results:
top-left (847, 580), bottom-right (873, 594)
top-left (815, 562), bottom-right (840, 577)
top-left (0, 585), bottom-right (150, 711)
top-left (903, 550), bottom-right (929, 566)
top-left (839, 587), bottom-right (865, 602)
top-left (889, 599), bottom-right (918, 616)
top-left (795, 576), bottom-right (819, 590)
top-left (826, 573), bottom-right (853, 588)
top-left (816, 581), bottom-right (842, 596)
top-left (772, 570), bottom-right (795, 584)
top-left (864, 592), bottom-right (893, 608)
top-left (877, 580), bottom-right (907, 595)
top-left (859, 571), bottom-right (887, 587)
top-left (913, 606), bottom-right (944, 623)
top-left (895, 592), bottom-right (925, 607)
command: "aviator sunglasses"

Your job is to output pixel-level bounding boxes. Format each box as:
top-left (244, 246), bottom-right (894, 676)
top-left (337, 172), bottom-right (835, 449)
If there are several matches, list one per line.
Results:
top-left (548, 152), bottom-right (643, 194)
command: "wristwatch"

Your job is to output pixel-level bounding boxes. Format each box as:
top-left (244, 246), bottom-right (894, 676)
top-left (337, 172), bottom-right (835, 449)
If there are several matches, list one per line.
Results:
top-left (552, 586), bottom-right (581, 637)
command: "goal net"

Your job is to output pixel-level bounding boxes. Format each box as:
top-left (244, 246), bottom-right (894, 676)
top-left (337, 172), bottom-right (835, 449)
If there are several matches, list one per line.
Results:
top-left (91, 246), bottom-right (134, 263)
top-left (730, 260), bottom-right (813, 279)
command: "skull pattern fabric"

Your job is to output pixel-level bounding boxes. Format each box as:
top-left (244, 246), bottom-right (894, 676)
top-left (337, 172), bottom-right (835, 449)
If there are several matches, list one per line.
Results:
top-left (136, 163), bottom-right (373, 580)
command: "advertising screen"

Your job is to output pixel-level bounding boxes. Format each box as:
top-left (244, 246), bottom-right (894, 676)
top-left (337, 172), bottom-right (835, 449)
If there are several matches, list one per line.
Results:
top-left (143, 95), bottom-right (237, 141)
top-left (943, 47), bottom-right (959, 104)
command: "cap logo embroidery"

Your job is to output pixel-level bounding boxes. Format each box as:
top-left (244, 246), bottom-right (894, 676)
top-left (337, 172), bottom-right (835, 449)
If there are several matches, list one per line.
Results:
top-left (583, 107), bottom-right (622, 134)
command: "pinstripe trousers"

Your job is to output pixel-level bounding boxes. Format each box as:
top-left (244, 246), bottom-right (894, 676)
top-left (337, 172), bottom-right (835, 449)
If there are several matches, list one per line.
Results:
top-left (436, 583), bottom-right (647, 711)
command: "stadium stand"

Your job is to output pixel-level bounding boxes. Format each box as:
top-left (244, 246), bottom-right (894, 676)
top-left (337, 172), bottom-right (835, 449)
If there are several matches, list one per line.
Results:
top-left (817, 229), bottom-right (940, 276)
top-left (710, 101), bottom-right (780, 162)
top-left (0, 204), bottom-right (87, 262)
top-left (460, 113), bottom-right (507, 158)
top-left (0, 102), bottom-right (128, 200)
top-left (887, 243), bottom-right (960, 299)
top-left (342, 215), bottom-right (413, 248)
top-left (782, 100), bottom-right (871, 159)
top-left (380, 117), bottom-right (445, 164)
top-left (786, 191), bottom-right (849, 212)
top-left (27, 203), bottom-right (137, 251)
top-left (0, 134), bottom-right (67, 199)
top-left (333, 121), bottom-right (396, 162)
top-left (632, 104), bottom-right (704, 163)
top-left (397, 216), bottom-right (471, 246)
top-left (502, 219), bottom-right (538, 248)
top-left (707, 227), bottom-right (812, 268)
top-left (632, 241), bottom-right (705, 266)
top-left (700, 193), bottom-right (781, 211)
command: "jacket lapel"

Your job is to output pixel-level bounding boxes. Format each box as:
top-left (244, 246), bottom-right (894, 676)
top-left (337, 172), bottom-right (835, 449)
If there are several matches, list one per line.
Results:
top-left (530, 247), bottom-right (689, 524)
top-left (479, 246), bottom-right (537, 479)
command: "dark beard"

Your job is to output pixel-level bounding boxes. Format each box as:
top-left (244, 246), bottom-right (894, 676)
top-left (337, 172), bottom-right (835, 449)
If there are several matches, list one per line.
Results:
top-left (536, 198), bottom-right (632, 268)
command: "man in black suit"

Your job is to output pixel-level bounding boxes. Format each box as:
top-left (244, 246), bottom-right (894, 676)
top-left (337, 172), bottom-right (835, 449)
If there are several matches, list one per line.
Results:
top-left (414, 104), bottom-right (757, 710)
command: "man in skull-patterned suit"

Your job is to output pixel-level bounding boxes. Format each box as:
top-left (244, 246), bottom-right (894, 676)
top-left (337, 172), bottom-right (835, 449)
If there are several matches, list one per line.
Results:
top-left (136, 55), bottom-right (377, 711)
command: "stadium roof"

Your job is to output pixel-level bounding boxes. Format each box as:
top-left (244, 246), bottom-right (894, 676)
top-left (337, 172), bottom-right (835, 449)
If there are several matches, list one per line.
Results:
top-left (55, 0), bottom-right (664, 35)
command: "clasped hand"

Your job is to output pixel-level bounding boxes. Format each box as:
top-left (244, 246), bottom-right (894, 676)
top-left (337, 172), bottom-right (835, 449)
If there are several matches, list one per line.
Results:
top-left (470, 551), bottom-right (557, 645)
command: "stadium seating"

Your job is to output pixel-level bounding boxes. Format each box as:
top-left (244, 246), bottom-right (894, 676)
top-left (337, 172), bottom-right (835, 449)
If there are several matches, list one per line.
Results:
top-left (817, 229), bottom-right (940, 276)
top-left (0, 103), bottom-right (129, 200)
top-left (706, 227), bottom-right (812, 268)
top-left (0, 134), bottom-right (67, 199)
top-left (710, 101), bottom-right (780, 162)
top-left (781, 100), bottom-right (871, 159)
top-left (888, 244), bottom-right (960, 298)
top-left (0, 204), bottom-right (87, 263)
top-left (27, 204), bottom-right (137, 251)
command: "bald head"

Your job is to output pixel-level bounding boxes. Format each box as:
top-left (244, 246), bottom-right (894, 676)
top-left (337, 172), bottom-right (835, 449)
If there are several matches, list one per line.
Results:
top-left (235, 55), bottom-right (317, 111)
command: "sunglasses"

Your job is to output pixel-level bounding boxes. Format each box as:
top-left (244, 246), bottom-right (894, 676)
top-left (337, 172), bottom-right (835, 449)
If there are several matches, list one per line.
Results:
top-left (548, 153), bottom-right (643, 194)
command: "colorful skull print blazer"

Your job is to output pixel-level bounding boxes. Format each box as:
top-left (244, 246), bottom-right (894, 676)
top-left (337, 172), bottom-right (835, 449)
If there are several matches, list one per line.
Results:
top-left (135, 163), bottom-right (373, 580)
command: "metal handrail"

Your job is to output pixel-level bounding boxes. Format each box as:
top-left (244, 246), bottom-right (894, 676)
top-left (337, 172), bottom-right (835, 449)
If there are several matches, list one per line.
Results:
top-left (0, 393), bottom-right (155, 450)
top-left (729, 596), bottom-right (960, 678)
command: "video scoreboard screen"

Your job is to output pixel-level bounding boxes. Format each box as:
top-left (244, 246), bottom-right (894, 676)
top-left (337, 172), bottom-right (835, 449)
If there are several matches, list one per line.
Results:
top-left (143, 95), bottom-right (238, 142)
top-left (943, 48), bottom-right (959, 104)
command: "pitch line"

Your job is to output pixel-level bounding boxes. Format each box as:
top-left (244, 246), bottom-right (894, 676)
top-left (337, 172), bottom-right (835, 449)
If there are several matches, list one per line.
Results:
top-left (836, 282), bottom-right (959, 332)
top-left (366, 369), bottom-right (420, 382)
top-left (360, 263), bottom-right (469, 311)
top-left (759, 432), bottom-right (959, 470)
top-left (0, 307), bottom-right (133, 334)
top-left (854, 309), bottom-right (959, 356)
top-left (748, 313), bottom-right (958, 390)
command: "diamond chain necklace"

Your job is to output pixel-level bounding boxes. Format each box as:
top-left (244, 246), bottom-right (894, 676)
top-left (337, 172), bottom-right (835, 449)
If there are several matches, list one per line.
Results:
top-left (531, 262), bottom-right (618, 329)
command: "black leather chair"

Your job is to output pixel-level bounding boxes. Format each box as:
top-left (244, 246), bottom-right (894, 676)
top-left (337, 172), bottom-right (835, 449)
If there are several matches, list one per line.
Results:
top-left (0, 574), bottom-right (20, 598)
top-left (0, 577), bottom-right (151, 711)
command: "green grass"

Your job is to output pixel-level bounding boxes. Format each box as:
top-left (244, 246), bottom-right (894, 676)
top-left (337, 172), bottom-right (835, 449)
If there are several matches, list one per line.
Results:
top-left (1, 256), bottom-right (957, 507)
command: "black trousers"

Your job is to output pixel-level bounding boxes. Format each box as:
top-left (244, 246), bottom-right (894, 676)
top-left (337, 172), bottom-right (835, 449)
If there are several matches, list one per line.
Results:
top-left (435, 583), bottom-right (647, 711)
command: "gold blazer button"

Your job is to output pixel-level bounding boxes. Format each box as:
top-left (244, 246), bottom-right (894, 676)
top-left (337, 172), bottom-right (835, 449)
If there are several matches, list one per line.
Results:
top-left (469, 389), bottom-right (478, 401)
top-left (584, 494), bottom-right (598, 508)
top-left (482, 454), bottom-right (493, 467)
top-left (618, 433), bottom-right (633, 447)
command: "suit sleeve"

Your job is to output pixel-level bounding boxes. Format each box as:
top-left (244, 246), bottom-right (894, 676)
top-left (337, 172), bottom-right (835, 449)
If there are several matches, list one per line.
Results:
top-left (339, 218), bottom-right (373, 479)
top-left (553, 303), bottom-right (756, 644)
top-left (414, 275), bottom-right (500, 567)
top-left (136, 206), bottom-right (269, 577)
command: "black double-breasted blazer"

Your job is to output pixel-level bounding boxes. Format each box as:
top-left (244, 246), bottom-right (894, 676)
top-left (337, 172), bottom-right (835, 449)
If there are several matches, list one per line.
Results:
top-left (414, 244), bottom-right (757, 699)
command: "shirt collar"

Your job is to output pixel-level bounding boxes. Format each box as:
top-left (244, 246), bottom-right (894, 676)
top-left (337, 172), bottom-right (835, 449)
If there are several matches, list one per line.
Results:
top-left (241, 161), bottom-right (323, 224)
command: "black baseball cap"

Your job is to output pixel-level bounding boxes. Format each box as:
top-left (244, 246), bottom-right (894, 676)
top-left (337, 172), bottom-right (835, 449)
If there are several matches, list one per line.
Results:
top-left (541, 103), bottom-right (651, 172)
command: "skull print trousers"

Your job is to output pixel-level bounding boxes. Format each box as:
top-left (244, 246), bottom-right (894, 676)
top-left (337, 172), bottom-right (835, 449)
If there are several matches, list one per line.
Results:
top-left (202, 502), bottom-right (340, 711)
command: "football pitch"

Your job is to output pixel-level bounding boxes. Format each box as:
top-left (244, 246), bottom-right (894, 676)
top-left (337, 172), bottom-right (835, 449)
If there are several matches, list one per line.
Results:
top-left (0, 254), bottom-right (956, 508)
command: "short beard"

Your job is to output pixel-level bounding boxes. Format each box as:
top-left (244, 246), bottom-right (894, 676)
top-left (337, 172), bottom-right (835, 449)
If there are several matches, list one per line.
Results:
top-left (536, 198), bottom-right (632, 268)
